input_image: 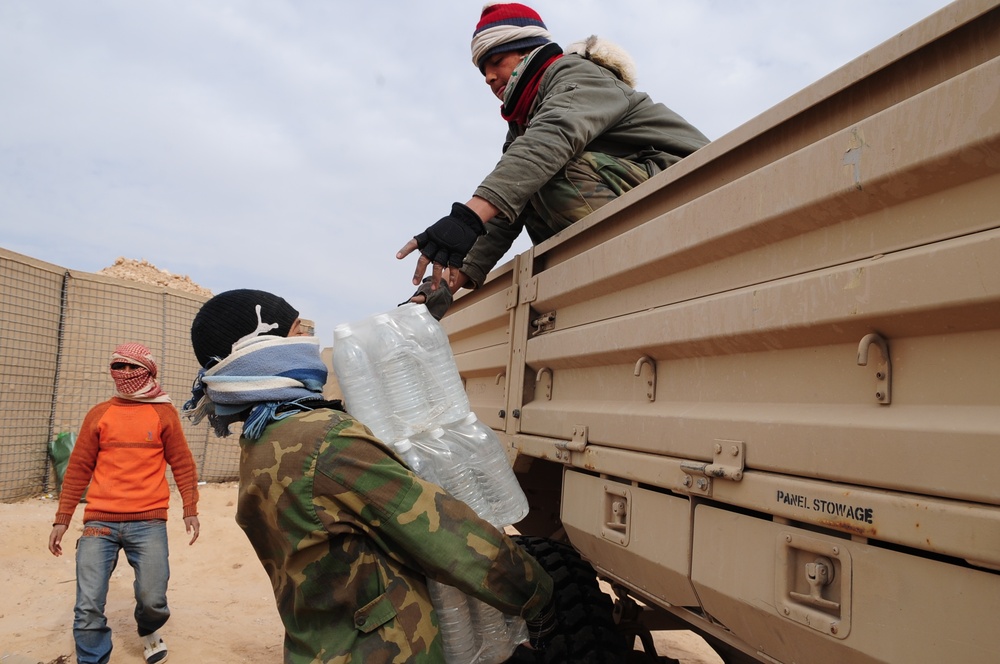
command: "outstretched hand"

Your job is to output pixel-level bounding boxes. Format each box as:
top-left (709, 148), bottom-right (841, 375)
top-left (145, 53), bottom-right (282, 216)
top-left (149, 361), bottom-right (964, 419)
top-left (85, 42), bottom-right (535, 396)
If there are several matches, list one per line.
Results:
top-left (397, 202), bottom-right (485, 290)
top-left (397, 237), bottom-right (445, 289)
top-left (402, 275), bottom-right (462, 320)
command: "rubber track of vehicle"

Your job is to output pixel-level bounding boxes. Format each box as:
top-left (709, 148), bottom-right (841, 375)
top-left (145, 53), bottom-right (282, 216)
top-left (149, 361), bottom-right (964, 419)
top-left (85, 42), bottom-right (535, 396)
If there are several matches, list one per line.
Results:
top-left (506, 536), bottom-right (628, 663)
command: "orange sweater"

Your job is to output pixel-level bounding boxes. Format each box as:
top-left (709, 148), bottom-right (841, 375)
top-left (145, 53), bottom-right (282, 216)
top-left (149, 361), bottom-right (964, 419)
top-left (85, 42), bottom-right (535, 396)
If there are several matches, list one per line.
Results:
top-left (54, 397), bottom-right (199, 526)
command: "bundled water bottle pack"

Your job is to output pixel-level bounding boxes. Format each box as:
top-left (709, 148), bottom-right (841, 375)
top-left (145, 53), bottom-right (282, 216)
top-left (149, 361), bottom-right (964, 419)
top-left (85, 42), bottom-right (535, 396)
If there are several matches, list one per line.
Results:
top-left (332, 303), bottom-right (530, 664)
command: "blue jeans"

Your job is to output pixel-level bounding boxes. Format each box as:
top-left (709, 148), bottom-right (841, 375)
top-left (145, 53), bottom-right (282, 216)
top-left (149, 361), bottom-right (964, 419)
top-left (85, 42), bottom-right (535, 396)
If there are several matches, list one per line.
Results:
top-left (73, 520), bottom-right (171, 664)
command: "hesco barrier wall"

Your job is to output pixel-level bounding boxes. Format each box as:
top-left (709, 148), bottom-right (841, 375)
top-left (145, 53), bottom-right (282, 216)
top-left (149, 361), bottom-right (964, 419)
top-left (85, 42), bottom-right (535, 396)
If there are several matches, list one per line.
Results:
top-left (0, 246), bottom-right (238, 502)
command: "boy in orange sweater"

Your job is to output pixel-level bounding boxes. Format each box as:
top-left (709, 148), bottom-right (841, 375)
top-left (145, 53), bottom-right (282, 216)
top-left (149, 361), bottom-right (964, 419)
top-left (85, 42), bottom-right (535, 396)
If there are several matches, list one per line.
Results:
top-left (48, 343), bottom-right (200, 664)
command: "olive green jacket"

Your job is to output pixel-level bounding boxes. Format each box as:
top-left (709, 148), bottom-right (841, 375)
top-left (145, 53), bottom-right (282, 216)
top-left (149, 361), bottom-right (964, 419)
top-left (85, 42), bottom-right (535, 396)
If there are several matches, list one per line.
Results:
top-left (235, 408), bottom-right (552, 663)
top-left (463, 50), bottom-right (709, 287)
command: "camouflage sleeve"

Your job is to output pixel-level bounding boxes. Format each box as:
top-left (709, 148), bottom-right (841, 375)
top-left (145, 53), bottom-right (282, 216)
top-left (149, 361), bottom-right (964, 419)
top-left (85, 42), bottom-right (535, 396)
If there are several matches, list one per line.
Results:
top-left (314, 417), bottom-right (553, 620)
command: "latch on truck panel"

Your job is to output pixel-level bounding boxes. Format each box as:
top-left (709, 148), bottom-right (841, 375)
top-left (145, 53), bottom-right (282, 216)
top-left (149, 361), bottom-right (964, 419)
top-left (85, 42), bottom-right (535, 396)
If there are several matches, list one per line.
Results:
top-left (565, 425), bottom-right (589, 452)
top-left (531, 311), bottom-right (556, 333)
top-left (776, 532), bottom-right (852, 639)
top-left (601, 484), bottom-right (631, 546)
top-left (680, 440), bottom-right (745, 496)
top-left (553, 424), bottom-right (587, 461)
top-left (789, 557), bottom-right (839, 611)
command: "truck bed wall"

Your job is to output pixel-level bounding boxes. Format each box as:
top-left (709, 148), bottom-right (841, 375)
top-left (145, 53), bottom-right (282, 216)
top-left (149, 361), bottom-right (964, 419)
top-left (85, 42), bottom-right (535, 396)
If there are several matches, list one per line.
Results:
top-left (442, 2), bottom-right (1000, 662)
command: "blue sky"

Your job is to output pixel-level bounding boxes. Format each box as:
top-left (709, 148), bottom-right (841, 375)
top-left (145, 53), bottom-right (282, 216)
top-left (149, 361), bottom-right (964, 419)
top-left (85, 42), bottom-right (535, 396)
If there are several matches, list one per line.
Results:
top-left (0, 1), bottom-right (953, 342)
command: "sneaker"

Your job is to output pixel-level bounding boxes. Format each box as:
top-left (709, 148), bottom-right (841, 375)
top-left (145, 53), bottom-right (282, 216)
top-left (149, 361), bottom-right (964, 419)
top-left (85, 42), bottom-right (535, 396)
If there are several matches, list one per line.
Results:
top-left (141, 630), bottom-right (169, 664)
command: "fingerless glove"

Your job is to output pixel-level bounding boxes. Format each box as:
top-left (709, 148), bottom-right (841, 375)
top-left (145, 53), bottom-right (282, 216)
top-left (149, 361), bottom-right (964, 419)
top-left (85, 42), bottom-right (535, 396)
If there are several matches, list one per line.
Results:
top-left (413, 202), bottom-right (484, 268)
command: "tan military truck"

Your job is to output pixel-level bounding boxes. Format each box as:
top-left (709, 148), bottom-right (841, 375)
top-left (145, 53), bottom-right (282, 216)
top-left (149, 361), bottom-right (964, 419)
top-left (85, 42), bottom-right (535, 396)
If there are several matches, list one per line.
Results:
top-left (439, 1), bottom-right (1000, 661)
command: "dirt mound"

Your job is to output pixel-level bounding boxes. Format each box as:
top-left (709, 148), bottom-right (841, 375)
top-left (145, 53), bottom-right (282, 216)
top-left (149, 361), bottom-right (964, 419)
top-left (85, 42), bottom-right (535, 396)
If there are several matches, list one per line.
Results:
top-left (97, 258), bottom-right (212, 297)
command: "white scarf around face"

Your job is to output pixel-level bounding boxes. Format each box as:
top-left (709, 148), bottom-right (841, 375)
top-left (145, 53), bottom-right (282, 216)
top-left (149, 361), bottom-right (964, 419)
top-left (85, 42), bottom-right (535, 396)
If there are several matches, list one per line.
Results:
top-left (185, 335), bottom-right (328, 439)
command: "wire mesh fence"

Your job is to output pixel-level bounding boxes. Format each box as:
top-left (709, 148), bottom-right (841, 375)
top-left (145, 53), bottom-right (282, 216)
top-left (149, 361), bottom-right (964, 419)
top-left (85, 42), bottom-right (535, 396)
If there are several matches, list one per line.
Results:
top-left (0, 247), bottom-right (239, 502)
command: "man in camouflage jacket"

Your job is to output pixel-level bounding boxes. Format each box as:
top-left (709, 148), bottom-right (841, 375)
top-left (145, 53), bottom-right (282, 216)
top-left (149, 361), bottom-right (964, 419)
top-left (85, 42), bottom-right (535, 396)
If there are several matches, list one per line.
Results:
top-left (185, 289), bottom-right (554, 663)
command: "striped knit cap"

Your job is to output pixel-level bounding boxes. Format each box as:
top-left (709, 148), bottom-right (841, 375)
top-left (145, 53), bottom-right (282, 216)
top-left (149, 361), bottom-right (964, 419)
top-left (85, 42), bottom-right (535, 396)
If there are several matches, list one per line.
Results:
top-left (471, 3), bottom-right (552, 71)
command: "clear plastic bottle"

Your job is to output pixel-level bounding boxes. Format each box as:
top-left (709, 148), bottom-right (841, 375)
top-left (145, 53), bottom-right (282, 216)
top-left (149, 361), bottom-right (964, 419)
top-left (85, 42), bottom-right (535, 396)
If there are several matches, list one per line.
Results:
top-left (332, 324), bottom-right (394, 443)
top-left (394, 438), bottom-right (440, 485)
top-left (371, 314), bottom-right (432, 440)
top-left (415, 428), bottom-right (492, 521)
top-left (444, 414), bottom-right (528, 527)
top-left (394, 304), bottom-right (471, 427)
top-left (468, 598), bottom-right (515, 664)
top-left (398, 439), bottom-right (507, 664)
top-left (504, 614), bottom-right (530, 659)
top-left (427, 579), bottom-right (479, 664)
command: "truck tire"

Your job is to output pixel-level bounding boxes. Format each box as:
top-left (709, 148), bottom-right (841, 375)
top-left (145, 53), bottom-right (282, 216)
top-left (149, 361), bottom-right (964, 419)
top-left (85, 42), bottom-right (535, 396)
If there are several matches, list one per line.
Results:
top-left (507, 536), bottom-right (629, 663)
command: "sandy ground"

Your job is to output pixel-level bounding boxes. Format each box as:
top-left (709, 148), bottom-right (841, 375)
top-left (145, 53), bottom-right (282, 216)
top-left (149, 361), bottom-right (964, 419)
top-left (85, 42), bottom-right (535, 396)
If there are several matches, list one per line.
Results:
top-left (0, 482), bottom-right (721, 664)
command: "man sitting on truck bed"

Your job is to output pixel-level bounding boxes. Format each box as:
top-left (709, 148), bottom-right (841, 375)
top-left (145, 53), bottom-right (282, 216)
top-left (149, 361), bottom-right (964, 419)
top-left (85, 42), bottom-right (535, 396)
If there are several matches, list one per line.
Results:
top-left (397, 2), bottom-right (709, 318)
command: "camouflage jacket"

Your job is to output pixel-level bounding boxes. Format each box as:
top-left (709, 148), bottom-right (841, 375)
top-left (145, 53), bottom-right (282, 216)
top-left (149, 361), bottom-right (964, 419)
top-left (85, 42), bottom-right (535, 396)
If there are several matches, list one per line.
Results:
top-left (235, 407), bottom-right (553, 664)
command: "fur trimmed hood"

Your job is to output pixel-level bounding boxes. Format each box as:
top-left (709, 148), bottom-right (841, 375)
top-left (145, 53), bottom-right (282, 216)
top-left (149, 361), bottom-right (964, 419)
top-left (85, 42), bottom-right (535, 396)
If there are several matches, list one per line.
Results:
top-left (565, 35), bottom-right (637, 87)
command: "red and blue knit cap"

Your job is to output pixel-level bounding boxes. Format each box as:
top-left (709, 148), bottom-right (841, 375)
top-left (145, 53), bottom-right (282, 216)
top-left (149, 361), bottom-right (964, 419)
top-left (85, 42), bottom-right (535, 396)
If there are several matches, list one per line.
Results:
top-left (471, 3), bottom-right (553, 72)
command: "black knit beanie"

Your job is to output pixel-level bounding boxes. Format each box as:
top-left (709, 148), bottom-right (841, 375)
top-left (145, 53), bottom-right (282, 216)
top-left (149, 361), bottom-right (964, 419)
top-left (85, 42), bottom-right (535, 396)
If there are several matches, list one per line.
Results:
top-left (191, 289), bottom-right (299, 367)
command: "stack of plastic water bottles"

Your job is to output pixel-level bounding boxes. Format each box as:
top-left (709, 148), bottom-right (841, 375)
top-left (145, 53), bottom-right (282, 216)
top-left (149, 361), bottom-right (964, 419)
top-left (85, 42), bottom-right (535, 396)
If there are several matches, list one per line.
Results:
top-left (332, 303), bottom-right (530, 664)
